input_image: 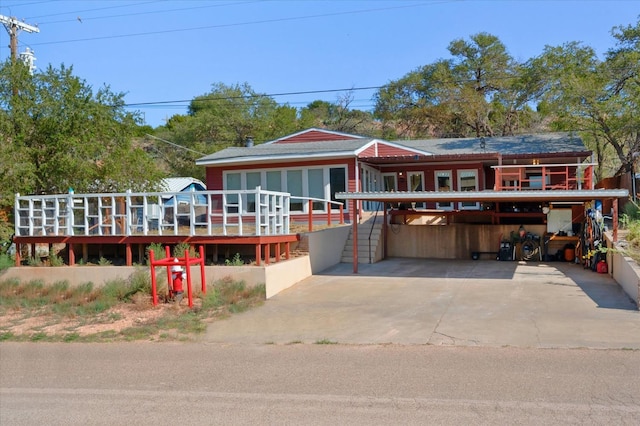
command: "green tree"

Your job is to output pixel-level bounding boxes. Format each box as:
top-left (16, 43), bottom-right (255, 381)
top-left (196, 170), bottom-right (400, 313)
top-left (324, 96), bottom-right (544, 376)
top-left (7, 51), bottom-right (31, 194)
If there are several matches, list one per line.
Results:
top-left (154, 82), bottom-right (301, 178)
top-left (0, 61), bottom-right (163, 237)
top-left (529, 18), bottom-right (640, 179)
top-left (299, 92), bottom-right (378, 136)
top-left (375, 33), bottom-right (539, 139)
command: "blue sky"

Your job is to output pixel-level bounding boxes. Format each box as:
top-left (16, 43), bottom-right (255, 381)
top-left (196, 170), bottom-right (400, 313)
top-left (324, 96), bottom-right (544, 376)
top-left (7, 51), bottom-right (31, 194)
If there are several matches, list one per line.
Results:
top-left (1, 0), bottom-right (639, 128)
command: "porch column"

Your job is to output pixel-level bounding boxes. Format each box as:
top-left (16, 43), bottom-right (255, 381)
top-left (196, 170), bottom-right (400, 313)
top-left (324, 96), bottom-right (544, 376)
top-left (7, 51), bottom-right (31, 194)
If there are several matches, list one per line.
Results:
top-left (383, 204), bottom-right (388, 260)
top-left (613, 198), bottom-right (618, 243)
top-left (351, 199), bottom-right (358, 273)
top-left (125, 243), bottom-right (132, 266)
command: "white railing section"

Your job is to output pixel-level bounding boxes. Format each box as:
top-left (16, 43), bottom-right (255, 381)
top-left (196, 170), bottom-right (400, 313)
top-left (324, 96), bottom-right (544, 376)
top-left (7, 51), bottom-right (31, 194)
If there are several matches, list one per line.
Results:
top-left (14, 187), bottom-right (292, 237)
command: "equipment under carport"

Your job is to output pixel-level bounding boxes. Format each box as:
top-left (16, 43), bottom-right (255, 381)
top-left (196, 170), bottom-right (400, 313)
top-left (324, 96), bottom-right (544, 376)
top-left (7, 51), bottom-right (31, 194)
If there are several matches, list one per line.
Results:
top-left (498, 241), bottom-right (513, 261)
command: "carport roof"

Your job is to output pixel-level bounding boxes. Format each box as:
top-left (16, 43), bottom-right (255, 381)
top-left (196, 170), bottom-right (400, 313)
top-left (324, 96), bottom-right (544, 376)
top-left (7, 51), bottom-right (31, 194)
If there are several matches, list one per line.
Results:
top-left (335, 189), bottom-right (629, 203)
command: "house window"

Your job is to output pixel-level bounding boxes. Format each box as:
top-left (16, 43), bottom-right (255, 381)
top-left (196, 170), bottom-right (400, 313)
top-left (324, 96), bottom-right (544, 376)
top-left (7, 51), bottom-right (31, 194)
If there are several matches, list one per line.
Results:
top-left (435, 170), bottom-right (452, 210)
top-left (226, 173), bottom-right (241, 212)
top-left (266, 171), bottom-right (282, 192)
top-left (330, 168), bottom-right (346, 209)
top-left (245, 172), bottom-right (261, 212)
top-left (526, 172), bottom-right (550, 189)
top-left (308, 168), bottom-right (325, 210)
top-left (287, 170), bottom-right (303, 212)
top-left (408, 171), bottom-right (424, 209)
top-left (458, 169), bottom-right (479, 210)
top-left (382, 173), bottom-right (397, 191)
top-left (223, 165), bottom-right (348, 214)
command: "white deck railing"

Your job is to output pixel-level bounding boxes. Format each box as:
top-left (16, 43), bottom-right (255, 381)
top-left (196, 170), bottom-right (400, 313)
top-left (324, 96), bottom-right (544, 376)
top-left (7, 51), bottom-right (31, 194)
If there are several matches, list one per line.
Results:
top-left (14, 188), bottom-right (292, 237)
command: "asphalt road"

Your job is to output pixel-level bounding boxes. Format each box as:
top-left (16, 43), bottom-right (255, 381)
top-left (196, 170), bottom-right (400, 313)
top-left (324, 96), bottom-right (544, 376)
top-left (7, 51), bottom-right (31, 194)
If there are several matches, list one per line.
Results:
top-left (2, 342), bottom-right (639, 425)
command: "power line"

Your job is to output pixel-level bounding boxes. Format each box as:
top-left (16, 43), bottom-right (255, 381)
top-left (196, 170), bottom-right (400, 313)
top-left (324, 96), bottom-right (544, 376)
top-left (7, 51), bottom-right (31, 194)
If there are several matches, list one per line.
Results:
top-left (22, 1), bottom-right (163, 20)
top-left (29, 1), bottom-right (262, 25)
top-left (124, 86), bottom-right (383, 107)
top-left (27, 1), bottom-right (446, 47)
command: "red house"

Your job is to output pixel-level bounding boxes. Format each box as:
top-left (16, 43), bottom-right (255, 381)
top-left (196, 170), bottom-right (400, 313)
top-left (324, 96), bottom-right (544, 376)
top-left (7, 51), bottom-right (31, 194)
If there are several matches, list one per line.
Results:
top-left (196, 128), bottom-right (627, 268)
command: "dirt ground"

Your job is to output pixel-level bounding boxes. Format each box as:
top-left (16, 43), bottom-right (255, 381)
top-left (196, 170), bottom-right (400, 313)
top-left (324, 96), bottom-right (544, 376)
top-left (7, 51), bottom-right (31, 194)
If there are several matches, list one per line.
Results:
top-left (0, 293), bottom-right (203, 338)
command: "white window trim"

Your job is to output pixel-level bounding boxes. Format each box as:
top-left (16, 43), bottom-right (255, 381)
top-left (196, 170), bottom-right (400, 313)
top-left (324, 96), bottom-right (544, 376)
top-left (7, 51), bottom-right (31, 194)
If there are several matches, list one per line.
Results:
top-left (457, 169), bottom-right (480, 210)
top-left (407, 171), bottom-right (425, 209)
top-left (381, 172), bottom-right (398, 191)
top-left (434, 170), bottom-right (453, 211)
top-left (222, 165), bottom-right (349, 213)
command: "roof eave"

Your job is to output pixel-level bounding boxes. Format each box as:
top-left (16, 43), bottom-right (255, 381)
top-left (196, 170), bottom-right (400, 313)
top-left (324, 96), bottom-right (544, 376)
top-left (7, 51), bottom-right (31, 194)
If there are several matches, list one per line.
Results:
top-left (196, 151), bottom-right (356, 167)
top-left (335, 189), bottom-right (629, 203)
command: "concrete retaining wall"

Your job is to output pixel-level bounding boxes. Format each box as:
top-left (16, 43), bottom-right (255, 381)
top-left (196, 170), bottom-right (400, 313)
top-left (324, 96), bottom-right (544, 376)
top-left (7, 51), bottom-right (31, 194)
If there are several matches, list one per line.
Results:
top-left (605, 233), bottom-right (640, 309)
top-left (0, 224), bottom-right (347, 301)
top-left (264, 256), bottom-right (312, 299)
top-left (0, 255), bottom-right (316, 300)
top-left (306, 225), bottom-right (350, 272)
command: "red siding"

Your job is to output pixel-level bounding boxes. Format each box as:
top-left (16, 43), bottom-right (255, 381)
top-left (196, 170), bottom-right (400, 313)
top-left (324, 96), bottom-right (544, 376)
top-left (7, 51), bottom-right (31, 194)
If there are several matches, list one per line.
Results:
top-left (274, 129), bottom-right (360, 144)
top-left (358, 144), bottom-right (377, 157)
top-left (374, 143), bottom-right (421, 157)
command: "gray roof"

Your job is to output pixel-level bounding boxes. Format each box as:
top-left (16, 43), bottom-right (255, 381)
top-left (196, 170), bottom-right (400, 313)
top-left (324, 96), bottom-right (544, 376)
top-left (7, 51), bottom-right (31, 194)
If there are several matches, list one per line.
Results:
top-left (196, 132), bottom-right (589, 166)
top-left (395, 133), bottom-right (587, 156)
top-left (196, 138), bottom-right (374, 164)
top-left (161, 177), bottom-right (206, 192)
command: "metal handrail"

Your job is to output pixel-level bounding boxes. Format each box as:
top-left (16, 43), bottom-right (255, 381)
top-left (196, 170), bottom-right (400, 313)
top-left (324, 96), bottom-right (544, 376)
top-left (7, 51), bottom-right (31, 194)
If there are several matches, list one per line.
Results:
top-left (368, 202), bottom-right (383, 264)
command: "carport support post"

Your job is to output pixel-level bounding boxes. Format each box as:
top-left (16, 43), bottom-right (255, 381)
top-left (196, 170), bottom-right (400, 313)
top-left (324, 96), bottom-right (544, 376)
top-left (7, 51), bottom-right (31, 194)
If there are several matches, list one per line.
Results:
top-left (351, 199), bottom-right (358, 273)
top-left (613, 198), bottom-right (618, 243)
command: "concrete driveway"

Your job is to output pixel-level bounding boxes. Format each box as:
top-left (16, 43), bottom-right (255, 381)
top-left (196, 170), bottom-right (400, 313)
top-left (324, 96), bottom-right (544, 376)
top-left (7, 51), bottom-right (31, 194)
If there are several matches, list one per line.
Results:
top-left (203, 258), bottom-right (639, 349)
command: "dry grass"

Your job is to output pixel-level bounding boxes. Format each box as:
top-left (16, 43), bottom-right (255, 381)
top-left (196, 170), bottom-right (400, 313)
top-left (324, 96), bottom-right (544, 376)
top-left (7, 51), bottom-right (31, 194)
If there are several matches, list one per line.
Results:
top-left (0, 273), bottom-right (265, 342)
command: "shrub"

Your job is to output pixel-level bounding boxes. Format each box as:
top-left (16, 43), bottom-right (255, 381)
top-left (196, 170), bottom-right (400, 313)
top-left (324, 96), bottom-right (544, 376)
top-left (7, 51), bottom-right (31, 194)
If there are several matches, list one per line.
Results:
top-left (146, 243), bottom-right (165, 265)
top-left (224, 253), bottom-right (243, 266)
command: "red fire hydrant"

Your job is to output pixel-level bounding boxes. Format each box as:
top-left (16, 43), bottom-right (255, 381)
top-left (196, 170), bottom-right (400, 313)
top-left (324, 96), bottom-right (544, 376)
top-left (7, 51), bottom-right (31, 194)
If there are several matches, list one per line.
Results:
top-left (170, 262), bottom-right (186, 302)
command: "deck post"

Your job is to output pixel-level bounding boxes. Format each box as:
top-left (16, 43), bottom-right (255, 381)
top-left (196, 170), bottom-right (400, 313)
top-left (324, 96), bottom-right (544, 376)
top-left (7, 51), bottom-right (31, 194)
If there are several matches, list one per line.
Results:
top-left (14, 243), bottom-right (20, 266)
top-left (255, 244), bottom-right (261, 266)
top-left (68, 244), bottom-right (75, 266)
top-left (125, 243), bottom-right (132, 266)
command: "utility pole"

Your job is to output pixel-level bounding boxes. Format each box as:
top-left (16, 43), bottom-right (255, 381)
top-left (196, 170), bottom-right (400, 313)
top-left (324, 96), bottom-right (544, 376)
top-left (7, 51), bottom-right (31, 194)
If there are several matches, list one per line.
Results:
top-left (0, 14), bottom-right (39, 61)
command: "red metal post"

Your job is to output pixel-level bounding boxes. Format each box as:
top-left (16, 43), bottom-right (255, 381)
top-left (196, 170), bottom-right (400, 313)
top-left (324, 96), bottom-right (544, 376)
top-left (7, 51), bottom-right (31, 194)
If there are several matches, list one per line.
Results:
top-left (613, 198), bottom-right (618, 243)
top-left (308, 200), bottom-right (313, 232)
top-left (165, 245), bottom-right (172, 294)
top-left (199, 245), bottom-right (206, 294)
top-left (185, 250), bottom-right (193, 308)
top-left (383, 204), bottom-right (387, 260)
top-left (339, 205), bottom-right (344, 224)
top-left (327, 202), bottom-right (332, 226)
top-left (352, 199), bottom-right (358, 274)
top-left (149, 250), bottom-right (158, 306)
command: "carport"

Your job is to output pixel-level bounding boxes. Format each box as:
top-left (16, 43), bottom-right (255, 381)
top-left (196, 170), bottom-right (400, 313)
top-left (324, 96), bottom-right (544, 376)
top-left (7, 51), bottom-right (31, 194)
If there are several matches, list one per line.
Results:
top-left (336, 189), bottom-right (629, 273)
